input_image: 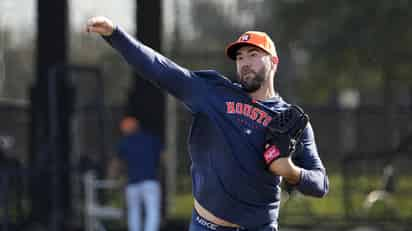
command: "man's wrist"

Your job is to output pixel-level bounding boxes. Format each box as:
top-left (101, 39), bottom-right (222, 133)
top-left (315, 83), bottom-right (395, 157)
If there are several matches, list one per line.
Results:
top-left (263, 145), bottom-right (281, 165)
top-left (284, 163), bottom-right (301, 185)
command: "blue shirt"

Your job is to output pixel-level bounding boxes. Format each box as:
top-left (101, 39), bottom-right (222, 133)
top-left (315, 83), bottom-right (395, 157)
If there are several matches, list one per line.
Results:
top-left (104, 27), bottom-right (329, 229)
top-left (117, 131), bottom-right (163, 184)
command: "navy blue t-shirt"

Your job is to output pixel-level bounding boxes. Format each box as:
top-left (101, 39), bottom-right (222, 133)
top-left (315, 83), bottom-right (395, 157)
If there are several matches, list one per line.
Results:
top-left (104, 27), bottom-right (329, 229)
top-left (117, 131), bottom-right (163, 184)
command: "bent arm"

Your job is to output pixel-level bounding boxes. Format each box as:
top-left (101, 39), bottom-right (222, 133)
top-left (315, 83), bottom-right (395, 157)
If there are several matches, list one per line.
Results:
top-left (291, 123), bottom-right (329, 197)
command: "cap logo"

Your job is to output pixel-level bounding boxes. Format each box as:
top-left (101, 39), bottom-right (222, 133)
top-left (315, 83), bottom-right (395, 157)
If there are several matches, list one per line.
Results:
top-left (240, 34), bottom-right (250, 41)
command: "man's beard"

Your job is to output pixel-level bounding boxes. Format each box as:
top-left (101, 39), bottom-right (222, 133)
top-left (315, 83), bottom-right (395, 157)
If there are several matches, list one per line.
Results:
top-left (239, 67), bottom-right (266, 93)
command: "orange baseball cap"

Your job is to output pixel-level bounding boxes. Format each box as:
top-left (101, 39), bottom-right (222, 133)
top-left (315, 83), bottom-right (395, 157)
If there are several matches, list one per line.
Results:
top-left (225, 31), bottom-right (278, 61)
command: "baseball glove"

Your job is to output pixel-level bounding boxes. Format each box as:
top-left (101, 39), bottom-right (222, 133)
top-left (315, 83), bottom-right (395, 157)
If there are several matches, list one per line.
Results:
top-left (263, 105), bottom-right (309, 166)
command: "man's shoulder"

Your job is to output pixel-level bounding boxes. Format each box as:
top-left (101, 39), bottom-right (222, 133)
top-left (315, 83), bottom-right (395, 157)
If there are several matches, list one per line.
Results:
top-left (193, 70), bottom-right (245, 95)
top-left (193, 70), bottom-right (232, 82)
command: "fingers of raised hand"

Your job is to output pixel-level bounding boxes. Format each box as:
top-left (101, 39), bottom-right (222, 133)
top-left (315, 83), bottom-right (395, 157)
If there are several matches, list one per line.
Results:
top-left (86, 16), bottom-right (113, 35)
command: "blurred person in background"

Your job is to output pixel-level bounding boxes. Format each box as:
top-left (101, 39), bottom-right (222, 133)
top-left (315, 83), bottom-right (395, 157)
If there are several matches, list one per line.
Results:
top-left (116, 116), bottom-right (164, 231)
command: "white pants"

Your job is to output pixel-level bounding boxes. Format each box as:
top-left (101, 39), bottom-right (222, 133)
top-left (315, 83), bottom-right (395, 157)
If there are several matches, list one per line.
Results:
top-left (126, 180), bottom-right (161, 231)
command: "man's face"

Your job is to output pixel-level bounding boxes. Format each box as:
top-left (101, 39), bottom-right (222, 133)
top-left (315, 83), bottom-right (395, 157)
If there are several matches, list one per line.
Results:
top-left (235, 46), bottom-right (273, 92)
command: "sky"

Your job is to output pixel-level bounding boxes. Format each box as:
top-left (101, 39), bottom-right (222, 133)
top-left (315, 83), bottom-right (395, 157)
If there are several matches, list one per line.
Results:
top-left (0, 0), bottom-right (136, 41)
top-left (70, 0), bottom-right (136, 32)
top-left (0, 0), bottom-right (35, 30)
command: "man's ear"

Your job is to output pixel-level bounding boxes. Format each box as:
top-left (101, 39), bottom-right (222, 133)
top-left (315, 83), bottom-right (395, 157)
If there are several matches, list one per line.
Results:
top-left (272, 56), bottom-right (279, 65)
top-left (269, 56), bottom-right (279, 71)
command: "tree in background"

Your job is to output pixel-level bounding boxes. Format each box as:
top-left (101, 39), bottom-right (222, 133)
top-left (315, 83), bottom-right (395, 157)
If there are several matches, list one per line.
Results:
top-left (275, 0), bottom-right (412, 105)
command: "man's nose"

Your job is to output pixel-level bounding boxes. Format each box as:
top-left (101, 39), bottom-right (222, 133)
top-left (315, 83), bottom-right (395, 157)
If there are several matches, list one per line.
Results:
top-left (240, 60), bottom-right (251, 69)
top-left (241, 62), bottom-right (252, 70)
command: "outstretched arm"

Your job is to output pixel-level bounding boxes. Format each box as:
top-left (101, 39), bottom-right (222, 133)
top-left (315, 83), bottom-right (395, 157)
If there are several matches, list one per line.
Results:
top-left (86, 16), bottom-right (206, 112)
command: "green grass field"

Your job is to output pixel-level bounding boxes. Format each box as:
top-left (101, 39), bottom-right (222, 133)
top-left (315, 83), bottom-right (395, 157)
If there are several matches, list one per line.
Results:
top-left (169, 173), bottom-right (412, 225)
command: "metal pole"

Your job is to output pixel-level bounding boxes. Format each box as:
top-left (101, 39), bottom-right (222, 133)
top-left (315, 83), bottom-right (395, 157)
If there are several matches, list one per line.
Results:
top-left (0, 173), bottom-right (9, 231)
top-left (47, 67), bottom-right (63, 231)
top-left (95, 69), bottom-right (107, 169)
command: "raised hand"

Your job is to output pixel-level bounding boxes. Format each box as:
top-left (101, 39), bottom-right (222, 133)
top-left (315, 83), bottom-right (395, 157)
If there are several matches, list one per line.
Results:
top-left (86, 16), bottom-right (115, 36)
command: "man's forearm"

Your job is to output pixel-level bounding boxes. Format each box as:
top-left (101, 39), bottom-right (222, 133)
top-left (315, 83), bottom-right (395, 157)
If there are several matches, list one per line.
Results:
top-left (268, 157), bottom-right (301, 184)
top-left (296, 169), bottom-right (329, 197)
top-left (283, 165), bottom-right (301, 185)
top-left (103, 26), bottom-right (190, 82)
top-left (102, 26), bottom-right (204, 111)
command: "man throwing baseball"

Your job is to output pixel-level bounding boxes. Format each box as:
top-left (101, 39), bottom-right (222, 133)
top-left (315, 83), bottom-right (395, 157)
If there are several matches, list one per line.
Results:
top-left (86, 16), bottom-right (329, 231)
